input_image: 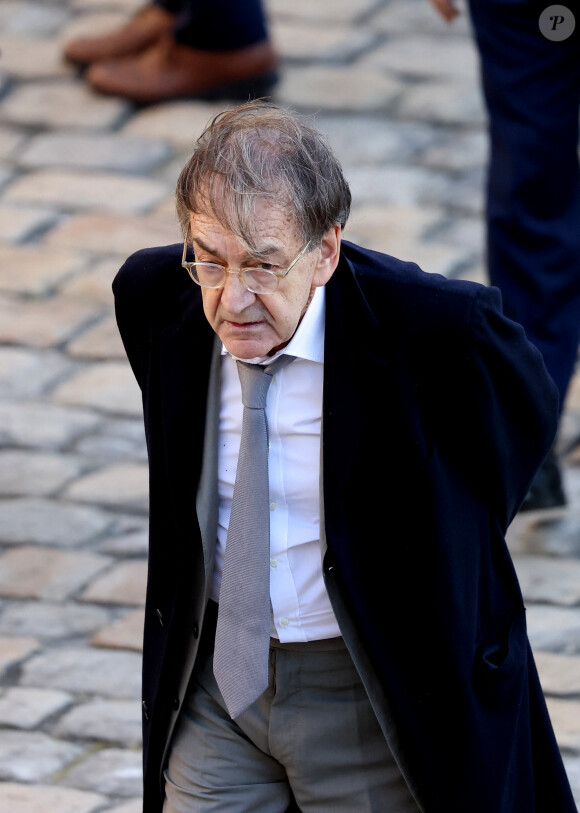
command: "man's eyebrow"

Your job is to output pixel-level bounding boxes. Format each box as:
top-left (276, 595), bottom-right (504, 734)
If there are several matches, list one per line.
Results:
top-left (191, 235), bottom-right (222, 258)
top-left (191, 235), bottom-right (285, 262)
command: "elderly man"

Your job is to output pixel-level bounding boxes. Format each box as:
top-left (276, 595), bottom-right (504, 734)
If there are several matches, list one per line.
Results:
top-left (113, 101), bottom-right (575, 813)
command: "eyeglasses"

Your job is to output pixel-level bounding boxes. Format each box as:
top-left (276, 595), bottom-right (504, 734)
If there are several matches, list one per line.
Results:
top-left (181, 238), bottom-right (312, 295)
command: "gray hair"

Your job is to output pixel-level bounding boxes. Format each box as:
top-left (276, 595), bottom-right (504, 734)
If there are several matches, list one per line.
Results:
top-left (175, 100), bottom-right (351, 253)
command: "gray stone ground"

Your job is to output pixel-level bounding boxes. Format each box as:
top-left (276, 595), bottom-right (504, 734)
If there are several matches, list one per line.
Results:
top-left (0, 0), bottom-right (580, 809)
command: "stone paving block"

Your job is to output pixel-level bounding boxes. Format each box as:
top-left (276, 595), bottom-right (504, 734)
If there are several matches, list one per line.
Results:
top-left (395, 78), bottom-right (486, 126)
top-left (71, 0), bottom-right (142, 10)
top-left (80, 560), bottom-right (147, 606)
top-left (53, 362), bottom-right (143, 417)
top-left (59, 10), bottom-right (129, 43)
top-left (91, 608), bottom-right (144, 652)
top-left (60, 257), bottom-right (123, 305)
top-left (0, 80), bottom-right (127, 130)
top-left (433, 217), bottom-right (486, 254)
top-left (275, 66), bottom-right (403, 112)
top-left (0, 600), bottom-right (110, 641)
top-left (0, 245), bottom-right (87, 295)
top-left (563, 757), bottom-right (580, 806)
top-left (508, 511), bottom-right (580, 560)
top-left (0, 731), bottom-right (82, 783)
top-left (0, 204), bottom-right (59, 244)
top-left (0, 37), bottom-right (71, 79)
top-left (345, 203), bottom-right (443, 253)
top-left (64, 747), bottom-right (142, 797)
top-left (0, 126), bottom-right (27, 160)
top-left (270, 0), bottom-right (378, 23)
top-left (0, 348), bottom-right (73, 399)
top-left (0, 636), bottom-right (39, 678)
top-left (0, 166), bottom-right (14, 194)
top-left (435, 167), bottom-right (485, 216)
top-left (0, 782), bottom-right (105, 813)
top-left (66, 315), bottom-right (128, 360)
top-left (0, 2), bottom-right (70, 35)
top-left (64, 463), bottom-right (149, 513)
top-left (0, 399), bottom-right (101, 450)
top-left (45, 212), bottom-right (180, 257)
top-left (315, 115), bottom-right (439, 167)
top-left (526, 605), bottom-right (580, 655)
top-left (271, 20), bottom-right (376, 62)
top-left (0, 546), bottom-right (111, 601)
top-left (421, 131), bottom-right (488, 171)
top-left (513, 555), bottom-right (580, 606)
top-left (0, 497), bottom-right (110, 547)
top-left (373, 0), bottom-right (472, 38)
top-left (367, 35), bottom-right (479, 82)
top-left (0, 687), bottom-right (72, 729)
top-left (19, 133), bottom-right (172, 174)
top-left (546, 697), bottom-right (580, 753)
top-left (102, 800), bottom-right (143, 813)
top-left (21, 646), bottom-right (142, 698)
top-left (6, 170), bottom-right (169, 216)
top-left (345, 165), bottom-right (449, 208)
top-left (535, 652), bottom-right (580, 697)
top-left (97, 528), bottom-right (148, 557)
top-left (344, 207), bottom-right (471, 277)
top-left (0, 293), bottom-right (101, 349)
top-left (54, 699), bottom-right (142, 746)
top-left (74, 418), bottom-right (147, 464)
top-left (121, 100), bottom-right (224, 150)
top-left (0, 450), bottom-right (84, 497)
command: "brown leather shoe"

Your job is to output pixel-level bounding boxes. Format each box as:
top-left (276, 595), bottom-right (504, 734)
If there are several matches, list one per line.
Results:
top-left (85, 35), bottom-right (278, 103)
top-left (63, 4), bottom-right (174, 67)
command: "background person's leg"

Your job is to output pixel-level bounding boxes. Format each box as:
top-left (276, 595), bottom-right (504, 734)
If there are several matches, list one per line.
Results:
top-left (468, 0), bottom-right (580, 409)
top-left (467, 0), bottom-right (580, 509)
top-left (173, 0), bottom-right (270, 51)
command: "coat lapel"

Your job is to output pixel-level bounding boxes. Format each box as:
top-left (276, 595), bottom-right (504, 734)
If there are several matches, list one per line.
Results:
top-left (159, 283), bottom-right (215, 535)
top-left (322, 254), bottom-right (394, 527)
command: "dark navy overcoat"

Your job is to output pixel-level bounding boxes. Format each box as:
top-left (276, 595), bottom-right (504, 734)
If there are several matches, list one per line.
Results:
top-left (113, 240), bottom-right (576, 813)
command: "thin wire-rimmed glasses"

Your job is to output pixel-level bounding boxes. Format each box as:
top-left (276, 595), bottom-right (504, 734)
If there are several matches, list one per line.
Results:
top-left (181, 236), bottom-right (312, 295)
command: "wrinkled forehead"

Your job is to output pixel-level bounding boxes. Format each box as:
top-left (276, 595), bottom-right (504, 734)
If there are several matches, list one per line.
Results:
top-left (191, 180), bottom-right (303, 256)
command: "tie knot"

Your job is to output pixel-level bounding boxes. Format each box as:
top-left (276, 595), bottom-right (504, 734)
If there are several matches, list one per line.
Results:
top-left (236, 362), bottom-right (272, 409)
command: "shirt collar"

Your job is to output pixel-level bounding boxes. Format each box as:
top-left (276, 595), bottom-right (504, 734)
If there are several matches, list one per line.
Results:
top-left (221, 285), bottom-right (326, 365)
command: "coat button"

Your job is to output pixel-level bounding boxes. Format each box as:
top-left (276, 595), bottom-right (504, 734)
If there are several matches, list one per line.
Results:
top-left (156, 609), bottom-right (164, 627)
top-left (193, 622), bottom-right (199, 639)
top-left (173, 697), bottom-right (180, 710)
top-left (142, 700), bottom-right (149, 720)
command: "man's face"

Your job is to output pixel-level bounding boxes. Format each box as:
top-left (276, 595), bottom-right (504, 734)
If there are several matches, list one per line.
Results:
top-left (189, 201), bottom-right (340, 359)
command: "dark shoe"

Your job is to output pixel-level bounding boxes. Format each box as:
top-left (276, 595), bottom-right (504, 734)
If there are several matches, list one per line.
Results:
top-left (63, 4), bottom-right (174, 67)
top-left (85, 35), bottom-right (278, 103)
top-left (519, 449), bottom-right (567, 512)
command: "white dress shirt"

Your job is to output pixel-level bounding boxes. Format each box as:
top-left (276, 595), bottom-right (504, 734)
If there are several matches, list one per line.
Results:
top-left (211, 285), bottom-right (341, 641)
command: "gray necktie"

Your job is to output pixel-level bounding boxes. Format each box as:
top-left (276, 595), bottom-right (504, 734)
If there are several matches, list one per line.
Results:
top-left (213, 354), bottom-right (294, 720)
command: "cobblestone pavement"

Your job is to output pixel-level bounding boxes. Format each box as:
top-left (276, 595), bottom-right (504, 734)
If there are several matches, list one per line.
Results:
top-left (1, 0), bottom-right (580, 809)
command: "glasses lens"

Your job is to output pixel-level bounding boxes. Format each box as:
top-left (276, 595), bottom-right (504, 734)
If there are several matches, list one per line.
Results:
top-left (191, 263), bottom-right (226, 288)
top-left (243, 268), bottom-right (278, 294)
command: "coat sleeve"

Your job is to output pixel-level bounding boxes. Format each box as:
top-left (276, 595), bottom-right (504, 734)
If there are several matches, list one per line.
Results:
top-left (450, 284), bottom-right (559, 529)
top-left (112, 251), bottom-right (158, 392)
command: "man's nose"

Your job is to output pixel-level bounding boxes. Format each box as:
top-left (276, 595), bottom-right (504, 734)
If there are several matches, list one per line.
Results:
top-left (220, 272), bottom-right (255, 311)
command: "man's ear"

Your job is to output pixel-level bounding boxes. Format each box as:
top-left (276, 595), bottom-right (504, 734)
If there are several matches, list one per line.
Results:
top-left (313, 224), bottom-right (342, 287)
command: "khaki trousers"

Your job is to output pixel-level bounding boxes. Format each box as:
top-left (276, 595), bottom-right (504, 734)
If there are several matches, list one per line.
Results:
top-left (163, 605), bottom-right (420, 813)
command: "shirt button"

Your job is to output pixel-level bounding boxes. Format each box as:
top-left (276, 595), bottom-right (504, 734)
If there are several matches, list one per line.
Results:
top-left (280, 617), bottom-right (290, 628)
top-left (269, 501), bottom-right (277, 510)
top-left (270, 558), bottom-right (278, 568)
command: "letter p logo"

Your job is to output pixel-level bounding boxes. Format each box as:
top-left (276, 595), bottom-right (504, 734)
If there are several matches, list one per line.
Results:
top-left (539, 5), bottom-right (576, 40)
